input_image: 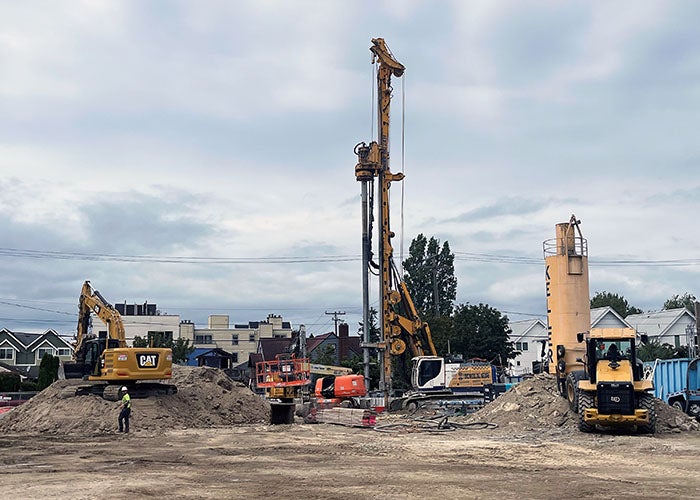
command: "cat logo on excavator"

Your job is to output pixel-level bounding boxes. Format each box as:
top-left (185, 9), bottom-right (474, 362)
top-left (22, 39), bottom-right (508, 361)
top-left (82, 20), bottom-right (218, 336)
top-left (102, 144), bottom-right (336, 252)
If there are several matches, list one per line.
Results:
top-left (138, 354), bottom-right (159, 368)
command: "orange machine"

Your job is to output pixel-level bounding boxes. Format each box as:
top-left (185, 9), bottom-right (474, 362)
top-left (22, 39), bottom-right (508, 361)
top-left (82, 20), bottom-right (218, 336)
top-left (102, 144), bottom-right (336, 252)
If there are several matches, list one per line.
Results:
top-left (314, 374), bottom-right (367, 409)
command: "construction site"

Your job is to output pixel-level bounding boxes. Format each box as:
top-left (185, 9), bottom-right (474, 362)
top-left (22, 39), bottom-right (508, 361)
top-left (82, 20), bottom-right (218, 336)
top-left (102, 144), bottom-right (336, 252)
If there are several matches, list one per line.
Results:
top-left (1, 367), bottom-right (700, 499)
top-left (3, 9), bottom-right (700, 499)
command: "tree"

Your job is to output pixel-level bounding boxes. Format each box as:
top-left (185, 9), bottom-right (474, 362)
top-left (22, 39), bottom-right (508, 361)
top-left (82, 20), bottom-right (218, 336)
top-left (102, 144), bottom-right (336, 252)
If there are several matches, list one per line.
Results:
top-left (170, 337), bottom-right (195, 364)
top-left (450, 303), bottom-right (517, 365)
top-left (402, 234), bottom-right (457, 318)
top-left (0, 372), bottom-right (20, 392)
top-left (132, 335), bottom-right (194, 364)
top-left (637, 340), bottom-right (677, 362)
top-left (663, 293), bottom-right (697, 313)
top-left (590, 291), bottom-right (642, 317)
top-left (37, 353), bottom-right (59, 390)
top-left (313, 345), bottom-right (337, 366)
top-left (133, 335), bottom-right (148, 347)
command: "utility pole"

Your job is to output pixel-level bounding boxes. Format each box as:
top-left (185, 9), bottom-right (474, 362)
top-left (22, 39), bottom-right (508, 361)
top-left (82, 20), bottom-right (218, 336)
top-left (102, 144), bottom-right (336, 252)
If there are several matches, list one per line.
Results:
top-left (325, 311), bottom-right (346, 336)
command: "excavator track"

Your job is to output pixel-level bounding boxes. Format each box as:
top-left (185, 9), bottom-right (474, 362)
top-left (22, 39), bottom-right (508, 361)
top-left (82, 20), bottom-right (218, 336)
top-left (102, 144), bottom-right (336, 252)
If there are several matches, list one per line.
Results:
top-left (62, 382), bottom-right (177, 401)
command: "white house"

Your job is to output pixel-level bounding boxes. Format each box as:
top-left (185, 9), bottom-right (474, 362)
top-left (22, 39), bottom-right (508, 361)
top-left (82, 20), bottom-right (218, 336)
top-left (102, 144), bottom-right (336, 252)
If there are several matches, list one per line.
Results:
top-left (508, 319), bottom-right (547, 376)
top-left (625, 308), bottom-right (696, 348)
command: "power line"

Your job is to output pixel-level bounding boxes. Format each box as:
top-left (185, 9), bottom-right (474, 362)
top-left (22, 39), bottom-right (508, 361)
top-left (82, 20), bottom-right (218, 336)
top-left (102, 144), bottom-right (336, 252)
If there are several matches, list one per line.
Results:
top-left (2, 246), bottom-right (700, 268)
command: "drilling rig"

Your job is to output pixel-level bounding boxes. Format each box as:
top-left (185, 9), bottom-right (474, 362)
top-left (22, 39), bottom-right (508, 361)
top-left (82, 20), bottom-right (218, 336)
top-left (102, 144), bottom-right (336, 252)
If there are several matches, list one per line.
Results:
top-left (354, 38), bottom-right (438, 407)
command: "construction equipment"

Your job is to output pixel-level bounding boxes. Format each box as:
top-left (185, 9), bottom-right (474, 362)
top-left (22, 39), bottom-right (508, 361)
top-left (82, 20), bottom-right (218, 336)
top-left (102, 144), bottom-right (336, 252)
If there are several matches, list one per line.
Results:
top-left (355, 38), bottom-right (437, 406)
top-left (255, 354), bottom-right (310, 423)
top-left (62, 280), bottom-right (176, 400)
top-left (649, 357), bottom-right (700, 420)
top-left (544, 216), bottom-right (655, 433)
top-left (354, 38), bottom-right (502, 413)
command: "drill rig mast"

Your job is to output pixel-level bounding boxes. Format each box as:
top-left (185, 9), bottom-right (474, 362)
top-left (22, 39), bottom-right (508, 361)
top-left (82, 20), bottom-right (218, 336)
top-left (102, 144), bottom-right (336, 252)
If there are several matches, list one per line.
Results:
top-left (355, 38), bottom-right (436, 405)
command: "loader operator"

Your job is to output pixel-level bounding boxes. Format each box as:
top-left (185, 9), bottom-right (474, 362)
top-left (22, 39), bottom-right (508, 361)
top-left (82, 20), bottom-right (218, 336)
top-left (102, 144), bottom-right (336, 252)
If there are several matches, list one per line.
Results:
top-left (118, 386), bottom-right (131, 433)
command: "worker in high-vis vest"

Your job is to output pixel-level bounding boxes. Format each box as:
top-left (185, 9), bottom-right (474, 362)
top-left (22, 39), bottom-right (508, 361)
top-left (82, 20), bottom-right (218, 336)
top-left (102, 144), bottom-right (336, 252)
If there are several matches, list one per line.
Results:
top-left (118, 386), bottom-right (131, 433)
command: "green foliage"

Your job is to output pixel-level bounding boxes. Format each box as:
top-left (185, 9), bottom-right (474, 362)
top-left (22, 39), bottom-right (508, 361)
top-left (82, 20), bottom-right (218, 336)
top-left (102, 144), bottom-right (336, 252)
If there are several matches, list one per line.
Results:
top-left (357, 307), bottom-right (381, 344)
top-left (313, 345), bottom-right (337, 366)
top-left (133, 335), bottom-right (194, 364)
top-left (340, 354), bottom-right (380, 390)
top-left (0, 372), bottom-right (21, 391)
top-left (170, 337), bottom-right (195, 364)
top-left (636, 340), bottom-right (687, 362)
top-left (590, 291), bottom-right (642, 317)
top-left (20, 380), bottom-right (38, 391)
top-left (450, 303), bottom-right (517, 364)
top-left (424, 314), bottom-right (455, 356)
top-left (663, 293), bottom-right (697, 313)
top-left (402, 234), bottom-right (457, 317)
top-left (37, 354), bottom-right (59, 390)
top-left (132, 335), bottom-right (148, 347)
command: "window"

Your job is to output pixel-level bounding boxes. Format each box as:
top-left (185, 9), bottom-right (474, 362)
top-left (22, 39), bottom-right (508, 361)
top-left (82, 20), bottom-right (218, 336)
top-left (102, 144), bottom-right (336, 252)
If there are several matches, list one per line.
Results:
top-left (249, 334), bottom-right (256, 342)
top-left (57, 348), bottom-right (71, 357)
top-left (231, 353), bottom-right (238, 363)
top-left (0, 348), bottom-right (13, 360)
top-left (675, 335), bottom-right (681, 348)
top-left (515, 342), bottom-right (528, 351)
top-left (195, 335), bottom-right (213, 344)
top-left (37, 347), bottom-right (54, 359)
top-left (231, 334), bottom-right (239, 345)
top-left (522, 342), bottom-right (528, 351)
top-left (516, 361), bottom-right (521, 366)
top-left (273, 334), bottom-right (286, 339)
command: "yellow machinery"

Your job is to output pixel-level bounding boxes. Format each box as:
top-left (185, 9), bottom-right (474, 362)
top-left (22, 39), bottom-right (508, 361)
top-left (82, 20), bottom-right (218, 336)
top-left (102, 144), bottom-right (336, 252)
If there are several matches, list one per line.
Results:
top-left (63, 281), bottom-right (176, 400)
top-left (544, 216), bottom-right (655, 432)
top-left (354, 38), bottom-right (437, 405)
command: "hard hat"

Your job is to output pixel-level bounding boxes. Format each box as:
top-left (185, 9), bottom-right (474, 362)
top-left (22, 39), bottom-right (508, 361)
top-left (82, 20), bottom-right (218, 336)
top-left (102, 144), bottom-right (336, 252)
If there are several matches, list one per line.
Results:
top-left (121, 386), bottom-right (128, 392)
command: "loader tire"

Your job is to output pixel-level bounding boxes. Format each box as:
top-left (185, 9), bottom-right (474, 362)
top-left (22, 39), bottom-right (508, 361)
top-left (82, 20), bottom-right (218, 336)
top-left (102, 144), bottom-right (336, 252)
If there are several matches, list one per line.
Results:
top-left (577, 391), bottom-right (595, 433)
top-left (637, 393), bottom-right (656, 434)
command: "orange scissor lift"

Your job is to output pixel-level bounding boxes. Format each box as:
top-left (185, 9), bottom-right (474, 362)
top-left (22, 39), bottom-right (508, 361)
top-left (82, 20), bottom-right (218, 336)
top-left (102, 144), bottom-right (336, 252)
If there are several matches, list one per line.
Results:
top-left (256, 355), bottom-right (310, 424)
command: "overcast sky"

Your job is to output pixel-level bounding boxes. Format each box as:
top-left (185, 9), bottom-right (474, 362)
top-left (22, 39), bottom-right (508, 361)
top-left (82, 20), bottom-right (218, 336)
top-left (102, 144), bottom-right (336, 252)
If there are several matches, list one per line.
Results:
top-left (2, 1), bottom-right (699, 337)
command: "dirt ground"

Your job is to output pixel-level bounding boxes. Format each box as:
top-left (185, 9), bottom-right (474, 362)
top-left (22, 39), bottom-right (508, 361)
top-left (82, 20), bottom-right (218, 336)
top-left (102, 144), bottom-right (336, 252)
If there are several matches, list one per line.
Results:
top-left (2, 369), bottom-right (700, 499)
top-left (2, 422), bottom-right (700, 499)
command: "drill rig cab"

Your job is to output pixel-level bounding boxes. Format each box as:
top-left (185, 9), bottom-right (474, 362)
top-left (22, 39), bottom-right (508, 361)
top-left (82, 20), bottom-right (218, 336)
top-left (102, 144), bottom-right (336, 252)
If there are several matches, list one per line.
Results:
top-left (63, 281), bottom-right (176, 400)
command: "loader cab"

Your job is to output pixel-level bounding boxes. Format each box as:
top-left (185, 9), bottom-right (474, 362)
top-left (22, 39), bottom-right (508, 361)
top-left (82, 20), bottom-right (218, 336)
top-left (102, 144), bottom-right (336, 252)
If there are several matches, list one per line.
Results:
top-left (582, 332), bottom-right (644, 384)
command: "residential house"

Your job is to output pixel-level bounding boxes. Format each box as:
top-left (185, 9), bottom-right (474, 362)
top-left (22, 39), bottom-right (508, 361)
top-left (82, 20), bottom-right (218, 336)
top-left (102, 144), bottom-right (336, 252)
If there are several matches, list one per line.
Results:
top-left (508, 319), bottom-right (547, 376)
top-left (591, 306), bottom-right (632, 329)
top-left (180, 313), bottom-right (293, 365)
top-left (0, 329), bottom-right (74, 379)
top-left (625, 308), bottom-right (696, 348)
top-left (307, 323), bottom-right (362, 365)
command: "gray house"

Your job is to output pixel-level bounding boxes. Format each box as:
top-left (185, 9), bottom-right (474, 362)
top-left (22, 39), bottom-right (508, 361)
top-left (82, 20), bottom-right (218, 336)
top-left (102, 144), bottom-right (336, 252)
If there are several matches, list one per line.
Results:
top-left (591, 306), bottom-right (632, 329)
top-left (0, 329), bottom-right (74, 379)
top-left (625, 308), bottom-right (696, 348)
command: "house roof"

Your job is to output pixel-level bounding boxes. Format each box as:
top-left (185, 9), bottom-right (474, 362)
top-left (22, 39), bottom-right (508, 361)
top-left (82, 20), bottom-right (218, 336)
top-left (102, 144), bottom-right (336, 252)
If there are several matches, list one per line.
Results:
top-left (508, 319), bottom-right (547, 342)
top-left (258, 337), bottom-right (295, 361)
top-left (590, 307), bottom-right (631, 329)
top-left (307, 333), bottom-right (334, 353)
top-left (0, 329), bottom-right (73, 350)
top-left (195, 348), bottom-right (233, 359)
top-left (625, 308), bottom-right (696, 339)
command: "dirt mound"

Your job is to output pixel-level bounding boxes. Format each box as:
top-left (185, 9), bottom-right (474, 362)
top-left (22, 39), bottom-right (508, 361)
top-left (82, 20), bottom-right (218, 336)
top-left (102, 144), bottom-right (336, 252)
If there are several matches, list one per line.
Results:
top-left (0, 366), bottom-right (270, 434)
top-left (466, 373), bottom-right (700, 434)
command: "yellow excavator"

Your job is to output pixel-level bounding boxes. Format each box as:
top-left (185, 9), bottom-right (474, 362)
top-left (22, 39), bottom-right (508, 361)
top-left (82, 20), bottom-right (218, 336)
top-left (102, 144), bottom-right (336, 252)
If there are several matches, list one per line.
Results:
top-left (62, 280), bottom-right (177, 400)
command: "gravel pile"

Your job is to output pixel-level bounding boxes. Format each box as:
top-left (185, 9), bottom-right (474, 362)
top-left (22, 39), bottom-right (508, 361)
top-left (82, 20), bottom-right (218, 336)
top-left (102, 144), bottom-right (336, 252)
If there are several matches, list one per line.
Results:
top-left (0, 365), bottom-right (270, 435)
